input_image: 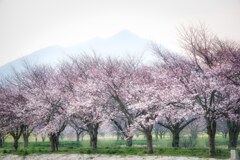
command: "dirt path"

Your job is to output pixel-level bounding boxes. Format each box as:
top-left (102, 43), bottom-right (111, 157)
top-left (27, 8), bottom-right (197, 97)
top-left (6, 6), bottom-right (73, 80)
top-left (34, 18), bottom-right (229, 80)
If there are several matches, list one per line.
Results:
top-left (0, 154), bottom-right (221, 160)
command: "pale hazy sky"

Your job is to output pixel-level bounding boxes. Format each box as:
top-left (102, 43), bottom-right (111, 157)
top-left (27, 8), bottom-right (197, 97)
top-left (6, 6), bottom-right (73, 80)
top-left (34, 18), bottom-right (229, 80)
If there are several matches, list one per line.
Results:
top-left (0, 0), bottom-right (240, 66)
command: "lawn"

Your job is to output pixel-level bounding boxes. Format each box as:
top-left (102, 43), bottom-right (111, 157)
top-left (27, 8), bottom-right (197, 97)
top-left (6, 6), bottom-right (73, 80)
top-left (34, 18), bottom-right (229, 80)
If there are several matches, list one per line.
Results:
top-left (0, 135), bottom-right (236, 159)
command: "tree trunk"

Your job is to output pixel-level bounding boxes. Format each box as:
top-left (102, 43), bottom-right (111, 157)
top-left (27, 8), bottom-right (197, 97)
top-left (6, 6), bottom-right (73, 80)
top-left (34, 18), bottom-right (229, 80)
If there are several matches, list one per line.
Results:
top-left (10, 127), bottom-right (23, 151)
top-left (208, 132), bottom-right (216, 157)
top-left (172, 131), bottom-right (180, 148)
top-left (87, 124), bottom-right (99, 152)
top-left (22, 125), bottom-right (32, 148)
top-left (90, 133), bottom-right (97, 152)
top-left (206, 119), bottom-right (216, 157)
top-left (23, 133), bottom-right (30, 148)
top-left (0, 133), bottom-right (3, 148)
top-left (0, 139), bottom-right (2, 148)
top-left (13, 138), bottom-right (19, 151)
top-left (228, 120), bottom-right (240, 149)
top-left (76, 133), bottom-right (80, 142)
top-left (49, 133), bottom-right (59, 152)
top-left (145, 131), bottom-right (153, 154)
top-left (126, 136), bottom-right (133, 147)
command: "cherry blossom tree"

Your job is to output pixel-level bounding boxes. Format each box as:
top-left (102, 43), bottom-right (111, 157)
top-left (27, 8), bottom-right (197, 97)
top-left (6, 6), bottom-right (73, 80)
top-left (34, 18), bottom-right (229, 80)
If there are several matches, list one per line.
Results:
top-left (213, 40), bottom-right (240, 149)
top-left (100, 58), bottom-right (164, 154)
top-left (99, 58), bottom-right (139, 147)
top-left (14, 64), bottom-right (69, 152)
top-left (151, 53), bottom-right (197, 148)
top-left (0, 81), bottom-right (28, 151)
top-left (58, 55), bottom-right (109, 152)
top-left (175, 24), bottom-right (240, 156)
top-left (125, 66), bottom-right (162, 154)
top-left (7, 70), bottom-right (39, 149)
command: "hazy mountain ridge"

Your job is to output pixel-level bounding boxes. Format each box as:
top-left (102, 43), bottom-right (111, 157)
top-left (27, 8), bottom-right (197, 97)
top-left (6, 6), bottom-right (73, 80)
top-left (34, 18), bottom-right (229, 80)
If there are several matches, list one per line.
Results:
top-left (0, 30), bottom-right (152, 77)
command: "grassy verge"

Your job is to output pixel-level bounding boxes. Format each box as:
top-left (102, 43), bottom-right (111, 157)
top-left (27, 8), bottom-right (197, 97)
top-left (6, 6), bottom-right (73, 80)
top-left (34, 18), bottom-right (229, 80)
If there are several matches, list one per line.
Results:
top-left (0, 137), bottom-right (235, 159)
top-left (0, 146), bottom-right (231, 159)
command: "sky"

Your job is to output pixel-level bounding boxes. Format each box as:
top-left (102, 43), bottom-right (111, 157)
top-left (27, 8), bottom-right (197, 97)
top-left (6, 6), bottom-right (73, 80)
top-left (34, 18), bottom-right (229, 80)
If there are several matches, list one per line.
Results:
top-left (0, 0), bottom-right (240, 66)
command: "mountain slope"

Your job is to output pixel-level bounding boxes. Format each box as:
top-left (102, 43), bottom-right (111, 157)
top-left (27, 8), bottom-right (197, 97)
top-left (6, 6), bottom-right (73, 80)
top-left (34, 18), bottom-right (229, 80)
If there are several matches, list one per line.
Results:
top-left (0, 30), bottom-right (153, 77)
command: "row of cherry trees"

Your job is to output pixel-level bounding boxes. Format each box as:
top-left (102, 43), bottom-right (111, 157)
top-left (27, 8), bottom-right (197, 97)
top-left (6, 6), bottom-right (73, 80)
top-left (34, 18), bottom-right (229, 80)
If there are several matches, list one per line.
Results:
top-left (0, 25), bottom-right (239, 156)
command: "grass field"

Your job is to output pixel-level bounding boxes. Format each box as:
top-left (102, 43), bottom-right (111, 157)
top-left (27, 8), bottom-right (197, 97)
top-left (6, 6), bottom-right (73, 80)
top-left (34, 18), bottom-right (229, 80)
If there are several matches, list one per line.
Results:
top-left (0, 134), bottom-right (238, 159)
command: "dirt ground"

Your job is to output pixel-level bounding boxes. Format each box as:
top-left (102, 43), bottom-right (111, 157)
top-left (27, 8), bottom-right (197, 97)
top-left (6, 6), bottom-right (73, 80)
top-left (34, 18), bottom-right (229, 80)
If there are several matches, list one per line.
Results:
top-left (0, 154), bottom-right (220, 160)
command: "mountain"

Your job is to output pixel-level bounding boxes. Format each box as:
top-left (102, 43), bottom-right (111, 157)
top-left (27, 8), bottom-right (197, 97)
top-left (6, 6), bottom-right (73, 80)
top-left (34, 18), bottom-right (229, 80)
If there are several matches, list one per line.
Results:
top-left (0, 46), bottom-right (67, 77)
top-left (0, 30), bottom-right (153, 77)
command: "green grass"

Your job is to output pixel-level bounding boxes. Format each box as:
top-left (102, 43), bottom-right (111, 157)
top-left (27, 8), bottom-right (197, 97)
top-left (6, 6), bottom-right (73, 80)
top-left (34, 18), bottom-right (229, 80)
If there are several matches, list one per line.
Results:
top-left (0, 139), bottom-right (236, 159)
top-left (0, 146), bottom-right (231, 159)
top-left (0, 135), bottom-right (237, 159)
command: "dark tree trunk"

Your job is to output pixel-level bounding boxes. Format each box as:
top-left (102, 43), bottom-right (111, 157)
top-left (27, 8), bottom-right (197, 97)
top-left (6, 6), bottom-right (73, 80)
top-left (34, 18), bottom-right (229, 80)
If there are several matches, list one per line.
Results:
top-left (35, 137), bottom-right (38, 143)
top-left (208, 132), bottom-right (216, 157)
top-left (90, 133), bottom-right (97, 152)
top-left (0, 139), bottom-right (2, 148)
top-left (126, 136), bottom-right (133, 147)
top-left (0, 133), bottom-right (3, 148)
top-left (145, 131), bottom-right (153, 154)
top-left (13, 138), bottom-right (19, 151)
top-left (23, 133), bottom-right (29, 148)
top-left (172, 131), bottom-right (180, 148)
top-left (206, 119), bottom-right (216, 157)
top-left (10, 126), bottom-right (23, 151)
top-left (49, 133), bottom-right (59, 152)
top-left (22, 125), bottom-right (32, 148)
top-left (227, 120), bottom-right (240, 149)
top-left (87, 124), bottom-right (99, 152)
top-left (76, 132), bottom-right (80, 142)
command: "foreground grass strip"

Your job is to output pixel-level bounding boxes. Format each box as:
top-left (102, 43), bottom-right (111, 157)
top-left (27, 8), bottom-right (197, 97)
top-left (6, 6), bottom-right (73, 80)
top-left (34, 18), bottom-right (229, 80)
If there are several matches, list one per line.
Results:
top-left (0, 147), bottom-right (231, 159)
